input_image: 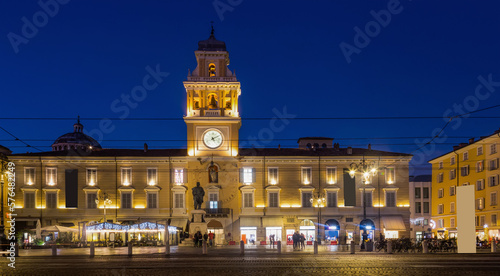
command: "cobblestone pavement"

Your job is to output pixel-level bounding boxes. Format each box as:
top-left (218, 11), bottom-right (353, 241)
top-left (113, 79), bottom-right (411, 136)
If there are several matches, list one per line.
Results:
top-left (1, 245), bottom-right (499, 275)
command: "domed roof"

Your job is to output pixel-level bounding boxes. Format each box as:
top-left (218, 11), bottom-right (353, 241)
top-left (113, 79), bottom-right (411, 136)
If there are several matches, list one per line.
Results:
top-left (198, 27), bottom-right (226, 51)
top-left (52, 118), bottom-right (102, 151)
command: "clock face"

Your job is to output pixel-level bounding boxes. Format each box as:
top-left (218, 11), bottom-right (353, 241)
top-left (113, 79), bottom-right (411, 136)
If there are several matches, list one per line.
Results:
top-left (203, 129), bottom-right (223, 149)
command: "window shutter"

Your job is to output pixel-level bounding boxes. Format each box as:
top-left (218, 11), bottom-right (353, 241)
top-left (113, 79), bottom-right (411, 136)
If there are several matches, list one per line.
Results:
top-left (251, 168), bottom-right (256, 183)
top-left (170, 169), bottom-right (174, 183)
top-left (239, 168), bottom-right (244, 183)
top-left (183, 169), bottom-right (188, 183)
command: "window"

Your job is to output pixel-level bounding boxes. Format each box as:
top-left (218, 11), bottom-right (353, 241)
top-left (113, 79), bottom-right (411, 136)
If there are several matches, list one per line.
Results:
top-left (121, 168), bottom-right (132, 186)
top-left (46, 192), bottom-right (57, 209)
top-left (480, 216), bottom-right (485, 227)
top-left (240, 167), bottom-right (255, 184)
top-left (463, 152), bottom-right (468, 161)
top-left (476, 197), bottom-right (485, 210)
top-left (423, 187), bottom-right (429, 199)
top-left (423, 219), bottom-right (429, 226)
top-left (361, 191), bottom-right (373, 207)
top-left (415, 187), bottom-right (421, 199)
top-left (25, 168), bottom-right (35, 185)
top-left (489, 175), bottom-right (499, 187)
top-left (438, 219), bottom-right (444, 228)
top-left (450, 218), bottom-right (455, 228)
top-left (438, 188), bottom-right (444, 198)
top-left (449, 186), bottom-right (456, 196)
top-left (450, 156), bottom-right (455, 165)
top-left (476, 161), bottom-right (484, 172)
top-left (438, 204), bottom-right (444, 214)
top-left (477, 179), bottom-right (485, 190)
top-left (489, 159), bottom-right (499, 170)
top-left (268, 192), bottom-right (279, 208)
top-left (423, 202), bottom-right (429, 213)
top-left (438, 162), bottom-right (443, 169)
top-left (121, 192), bottom-right (132, 209)
top-left (147, 168), bottom-right (157, 186)
top-left (385, 167), bottom-right (395, 184)
top-left (268, 167), bottom-right (278, 184)
top-left (460, 165), bottom-right (469, 176)
top-left (491, 143), bottom-right (497, 155)
top-left (326, 167), bottom-right (337, 184)
top-left (346, 217), bottom-right (354, 222)
top-left (478, 146), bottom-right (483, 156)
top-left (24, 192), bottom-right (35, 209)
top-left (147, 193), bottom-right (158, 209)
top-left (437, 173), bottom-right (444, 183)
top-left (450, 202), bottom-right (455, 213)
top-left (492, 214), bottom-right (497, 227)
top-left (173, 168), bottom-right (186, 185)
top-left (301, 167), bottom-right (312, 184)
top-left (209, 193), bottom-right (219, 209)
top-left (415, 202), bottom-right (421, 213)
top-left (87, 168), bottom-right (97, 186)
top-left (327, 192), bottom-right (337, 207)
top-left (302, 192), bottom-right (312, 207)
top-left (475, 216), bottom-right (479, 227)
top-left (449, 169), bottom-right (456, 180)
top-left (491, 192), bottom-right (498, 206)
top-left (46, 167), bottom-right (57, 186)
top-left (86, 192), bottom-right (97, 209)
top-left (174, 193), bottom-right (184, 209)
top-left (208, 63), bottom-right (216, 77)
top-left (243, 193), bottom-right (254, 208)
top-left (385, 191), bottom-right (396, 207)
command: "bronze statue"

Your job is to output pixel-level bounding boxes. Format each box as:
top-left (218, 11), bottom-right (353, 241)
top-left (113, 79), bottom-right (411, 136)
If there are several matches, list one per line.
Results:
top-left (192, 182), bottom-right (205, 209)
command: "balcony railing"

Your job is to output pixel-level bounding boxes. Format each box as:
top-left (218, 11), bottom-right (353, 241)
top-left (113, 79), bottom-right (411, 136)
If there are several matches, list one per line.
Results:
top-left (187, 76), bottom-right (237, 82)
top-left (203, 208), bottom-right (231, 217)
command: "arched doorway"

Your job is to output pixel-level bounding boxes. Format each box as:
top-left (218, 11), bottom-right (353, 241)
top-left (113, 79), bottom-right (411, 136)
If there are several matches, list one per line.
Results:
top-left (360, 219), bottom-right (375, 243)
top-left (207, 220), bottom-right (224, 246)
top-left (324, 219), bottom-right (340, 243)
top-left (299, 219), bottom-right (316, 242)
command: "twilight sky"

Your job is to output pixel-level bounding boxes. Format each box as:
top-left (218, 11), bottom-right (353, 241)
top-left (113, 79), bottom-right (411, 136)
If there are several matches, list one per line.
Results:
top-left (2, 0), bottom-right (500, 176)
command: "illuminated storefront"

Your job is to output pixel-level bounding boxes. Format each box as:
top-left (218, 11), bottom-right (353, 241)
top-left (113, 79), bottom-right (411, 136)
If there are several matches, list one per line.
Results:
top-left (85, 222), bottom-right (179, 245)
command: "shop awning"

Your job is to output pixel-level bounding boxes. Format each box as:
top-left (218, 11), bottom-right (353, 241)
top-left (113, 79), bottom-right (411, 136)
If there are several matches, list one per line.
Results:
top-left (263, 217), bottom-right (283, 227)
top-left (382, 216), bottom-right (406, 231)
top-left (169, 219), bottom-right (188, 230)
top-left (240, 217), bottom-right (260, 227)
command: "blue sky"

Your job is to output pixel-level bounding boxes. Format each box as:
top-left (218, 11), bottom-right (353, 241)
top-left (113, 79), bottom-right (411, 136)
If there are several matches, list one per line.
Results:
top-left (2, 0), bottom-right (500, 175)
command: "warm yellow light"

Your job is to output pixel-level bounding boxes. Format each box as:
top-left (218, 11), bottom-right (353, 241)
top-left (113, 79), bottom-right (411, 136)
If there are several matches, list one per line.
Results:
top-left (256, 205), bottom-right (265, 208)
top-left (59, 205), bottom-right (66, 209)
top-left (270, 180), bottom-right (277, 185)
top-left (36, 206), bottom-right (46, 209)
top-left (373, 204), bottom-right (384, 207)
top-left (149, 180), bottom-right (156, 186)
top-left (387, 180), bottom-right (393, 184)
top-left (135, 205), bottom-right (145, 209)
top-left (303, 180), bottom-right (310, 185)
top-left (89, 181), bottom-right (95, 186)
top-left (291, 204), bottom-right (301, 208)
top-left (123, 181), bottom-right (130, 186)
top-left (99, 206), bottom-right (119, 209)
top-left (338, 204), bottom-right (345, 207)
top-left (280, 204), bottom-right (290, 208)
top-left (232, 151), bottom-right (238, 157)
top-left (349, 170), bottom-right (355, 178)
top-left (188, 149), bottom-right (194, 156)
top-left (27, 180), bottom-right (33, 185)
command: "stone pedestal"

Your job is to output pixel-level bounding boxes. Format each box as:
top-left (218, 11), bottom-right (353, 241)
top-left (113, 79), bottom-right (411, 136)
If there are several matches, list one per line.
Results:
top-left (189, 210), bottom-right (207, 237)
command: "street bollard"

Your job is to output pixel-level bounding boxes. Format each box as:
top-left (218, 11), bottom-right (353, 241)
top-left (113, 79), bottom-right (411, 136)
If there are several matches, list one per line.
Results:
top-left (387, 240), bottom-right (392, 254)
top-left (90, 242), bottom-right (95, 258)
top-left (492, 240), bottom-right (497, 253)
top-left (277, 241), bottom-right (281, 254)
top-left (240, 240), bottom-right (244, 255)
top-left (423, 240), bottom-right (428, 254)
top-left (128, 242), bottom-right (132, 257)
top-left (314, 241), bottom-right (318, 254)
top-left (52, 244), bottom-right (57, 256)
top-left (14, 243), bottom-right (19, 257)
top-left (202, 240), bottom-right (207, 255)
top-left (350, 241), bottom-right (355, 254)
top-left (165, 241), bottom-right (170, 256)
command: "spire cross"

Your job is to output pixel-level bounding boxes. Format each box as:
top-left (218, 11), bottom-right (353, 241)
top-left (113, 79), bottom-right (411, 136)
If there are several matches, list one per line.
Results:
top-left (210, 21), bottom-right (214, 35)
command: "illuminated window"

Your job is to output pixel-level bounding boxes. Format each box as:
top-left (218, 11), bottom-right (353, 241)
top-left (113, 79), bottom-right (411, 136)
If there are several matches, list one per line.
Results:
top-left (24, 192), bottom-right (36, 209)
top-left (25, 168), bottom-right (35, 185)
top-left (46, 192), bottom-right (57, 209)
top-left (121, 168), bottom-right (132, 186)
top-left (326, 167), bottom-right (337, 184)
top-left (86, 192), bottom-right (97, 209)
top-left (268, 192), bottom-right (279, 208)
top-left (477, 179), bottom-right (485, 190)
top-left (477, 146), bottom-right (483, 156)
top-left (268, 167), bottom-right (278, 184)
top-left (301, 167), bottom-right (312, 184)
top-left (87, 168), bottom-right (97, 186)
top-left (46, 167), bottom-right (57, 186)
top-left (240, 167), bottom-right (255, 184)
top-left (208, 63), bottom-right (216, 77)
top-left (147, 193), bottom-right (158, 209)
top-left (476, 161), bottom-right (484, 172)
top-left (174, 168), bottom-right (185, 184)
top-left (209, 193), bottom-right (218, 209)
top-left (147, 168), bottom-right (157, 186)
top-left (476, 197), bottom-right (485, 210)
top-left (121, 192), bottom-right (132, 209)
top-left (385, 167), bottom-right (395, 184)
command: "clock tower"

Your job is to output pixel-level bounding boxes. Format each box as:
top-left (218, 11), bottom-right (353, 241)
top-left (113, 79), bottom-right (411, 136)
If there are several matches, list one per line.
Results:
top-left (184, 28), bottom-right (241, 157)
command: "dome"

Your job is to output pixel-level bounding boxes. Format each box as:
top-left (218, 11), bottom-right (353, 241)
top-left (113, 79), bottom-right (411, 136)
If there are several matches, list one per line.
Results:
top-left (52, 118), bottom-right (102, 151)
top-left (197, 27), bottom-right (226, 51)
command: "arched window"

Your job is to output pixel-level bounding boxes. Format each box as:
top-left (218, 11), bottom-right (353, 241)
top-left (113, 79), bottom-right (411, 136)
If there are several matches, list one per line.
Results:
top-left (313, 143), bottom-right (319, 149)
top-left (307, 143), bottom-right (312, 149)
top-left (209, 63), bottom-right (216, 77)
top-left (322, 143), bottom-right (327, 149)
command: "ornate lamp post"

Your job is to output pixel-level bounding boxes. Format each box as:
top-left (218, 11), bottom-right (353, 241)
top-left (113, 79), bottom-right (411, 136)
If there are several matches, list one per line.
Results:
top-left (310, 193), bottom-right (326, 244)
top-left (96, 193), bottom-right (112, 223)
top-left (349, 157), bottom-right (378, 250)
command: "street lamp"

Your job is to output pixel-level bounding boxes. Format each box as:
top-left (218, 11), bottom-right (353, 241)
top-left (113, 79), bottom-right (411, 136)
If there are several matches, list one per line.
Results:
top-left (349, 157), bottom-right (378, 250)
top-left (310, 193), bottom-right (326, 244)
top-left (96, 193), bottom-right (112, 223)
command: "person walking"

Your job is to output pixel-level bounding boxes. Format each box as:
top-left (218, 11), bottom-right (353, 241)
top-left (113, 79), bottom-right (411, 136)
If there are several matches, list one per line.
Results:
top-left (203, 232), bottom-right (209, 247)
top-left (208, 231), bottom-right (214, 247)
top-left (300, 233), bottom-right (306, 250)
top-left (194, 232), bottom-right (199, 248)
top-left (270, 234), bottom-right (275, 249)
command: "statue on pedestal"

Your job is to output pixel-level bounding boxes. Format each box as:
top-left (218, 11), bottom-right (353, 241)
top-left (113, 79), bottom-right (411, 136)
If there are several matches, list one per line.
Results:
top-left (208, 161), bottom-right (218, 183)
top-left (192, 182), bottom-right (205, 210)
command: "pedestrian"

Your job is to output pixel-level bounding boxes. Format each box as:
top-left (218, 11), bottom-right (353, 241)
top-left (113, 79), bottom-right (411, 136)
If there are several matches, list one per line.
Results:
top-left (203, 232), bottom-right (208, 247)
top-left (270, 234), bottom-right (275, 248)
top-left (208, 231), bottom-right (214, 247)
top-left (300, 233), bottom-right (305, 250)
top-left (292, 231), bottom-right (299, 250)
top-left (194, 232), bottom-right (199, 247)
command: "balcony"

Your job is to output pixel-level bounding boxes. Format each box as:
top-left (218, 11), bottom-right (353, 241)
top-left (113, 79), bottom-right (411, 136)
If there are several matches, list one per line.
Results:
top-left (204, 110), bottom-right (221, 117)
top-left (187, 76), bottom-right (237, 82)
top-left (203, 208), bottom-right (230, 218)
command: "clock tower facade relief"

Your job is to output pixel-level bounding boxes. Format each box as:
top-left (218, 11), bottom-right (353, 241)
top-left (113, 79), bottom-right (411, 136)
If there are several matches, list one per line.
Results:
top-left (184, 30), bottom-right (241, 157)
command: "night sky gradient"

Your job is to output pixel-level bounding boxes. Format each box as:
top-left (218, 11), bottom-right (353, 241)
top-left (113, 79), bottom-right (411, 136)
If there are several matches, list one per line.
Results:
top-left (2, 0), bottom-right (500, 176)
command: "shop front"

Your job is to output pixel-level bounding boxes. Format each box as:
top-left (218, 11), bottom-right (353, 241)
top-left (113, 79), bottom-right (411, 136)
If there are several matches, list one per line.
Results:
top-left (240, 227), bottom-right (257, 244)
top-left (382, 216), bottom-right (406, 239)
top-left (360, 219), bottom-right (375, 243)
top-left (207, 219), bottom-right (225, 246)
top-left (324, 219), bottom-right (340, 244)
top-left (299, 219), bottom-right (316, 242)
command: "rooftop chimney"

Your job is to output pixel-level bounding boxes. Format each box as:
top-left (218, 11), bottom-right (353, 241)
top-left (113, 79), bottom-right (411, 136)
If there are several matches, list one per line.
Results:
top-left (469, 138), bottom-right (475, 144)
top-left (144, 143), bottom-right (148, 152)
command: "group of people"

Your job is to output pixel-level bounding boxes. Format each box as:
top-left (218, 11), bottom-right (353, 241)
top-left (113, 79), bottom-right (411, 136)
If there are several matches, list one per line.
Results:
top-left (193, 231), bottom-right (216, 247)
top-left (292, 231), bottom-right (306, 250)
